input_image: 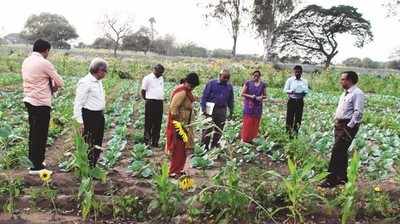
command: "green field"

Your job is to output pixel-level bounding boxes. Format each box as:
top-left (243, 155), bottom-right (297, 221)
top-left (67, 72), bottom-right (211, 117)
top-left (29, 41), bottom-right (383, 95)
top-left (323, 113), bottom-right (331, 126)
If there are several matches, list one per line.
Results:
top-left (1, 47), bottom-right (400, 223)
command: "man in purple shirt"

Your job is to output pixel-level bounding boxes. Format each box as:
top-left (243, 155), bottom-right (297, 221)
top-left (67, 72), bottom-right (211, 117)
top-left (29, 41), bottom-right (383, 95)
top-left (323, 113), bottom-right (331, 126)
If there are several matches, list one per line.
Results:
top-left (201, 69), bottom-right (234, 150)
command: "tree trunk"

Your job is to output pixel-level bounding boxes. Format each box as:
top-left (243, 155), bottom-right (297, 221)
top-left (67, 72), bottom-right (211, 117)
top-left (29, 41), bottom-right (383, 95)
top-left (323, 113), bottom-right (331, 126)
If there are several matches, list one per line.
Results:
top-left (262, 34), bottom-right (274, 62)
top-left (324, 56), bottom-right (333, 69)
top-left (113, 47), bottom-right (117, 57)
top-left (232, 35), bottom-right (237, 58)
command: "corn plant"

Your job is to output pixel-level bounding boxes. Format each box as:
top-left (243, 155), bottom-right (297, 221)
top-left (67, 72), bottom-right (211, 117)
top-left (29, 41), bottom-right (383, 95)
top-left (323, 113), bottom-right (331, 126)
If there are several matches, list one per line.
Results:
top-left (69, 128), bottom-right (106, 220)
top-left (266, 158), bottom-right (328, 223)
top-left (148, 161), bottom-right (182, 220)
top-left (0, 176), bottom-right (23, 216)
top-left (338, 151), bottom-right (361, 224)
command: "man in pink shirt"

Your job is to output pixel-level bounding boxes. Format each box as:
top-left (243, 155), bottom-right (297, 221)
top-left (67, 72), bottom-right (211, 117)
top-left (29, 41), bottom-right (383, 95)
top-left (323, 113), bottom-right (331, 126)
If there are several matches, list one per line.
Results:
top-left (22, 39), bottom-right (64, 174)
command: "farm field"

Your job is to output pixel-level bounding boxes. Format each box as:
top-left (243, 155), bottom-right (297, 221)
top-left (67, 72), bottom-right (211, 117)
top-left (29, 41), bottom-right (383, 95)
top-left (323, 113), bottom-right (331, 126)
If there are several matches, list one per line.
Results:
top-left (0, 48), bottom-right (400, 224)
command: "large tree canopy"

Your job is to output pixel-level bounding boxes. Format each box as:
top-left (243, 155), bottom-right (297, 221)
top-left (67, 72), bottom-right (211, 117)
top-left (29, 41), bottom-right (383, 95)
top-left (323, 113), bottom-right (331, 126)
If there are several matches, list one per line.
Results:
top-left (22, 13), bottom-right (78, 49)
top-left (122, 27), bottom-right (151, 54)
top-left (275, 5), bottom-right (373, 68)
top-left (252, 0), bottom-right (297, 61)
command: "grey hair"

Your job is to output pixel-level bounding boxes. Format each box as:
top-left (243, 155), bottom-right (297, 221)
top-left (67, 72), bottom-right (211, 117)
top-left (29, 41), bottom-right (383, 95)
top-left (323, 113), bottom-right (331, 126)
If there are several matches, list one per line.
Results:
top-left (219, 69), bottom-right (230, 75)
top-left (89, 58), bottom-right (108, 74)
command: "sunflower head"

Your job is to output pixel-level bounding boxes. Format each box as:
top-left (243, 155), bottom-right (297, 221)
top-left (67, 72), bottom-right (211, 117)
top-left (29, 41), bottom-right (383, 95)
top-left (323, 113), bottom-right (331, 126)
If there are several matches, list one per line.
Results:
top-left (172, 120), bottom-right (189, 143)
top-left (374, 186), bottom-right (382, 192)
top-left (179, 175), bottom-right (194, 191)
top-left (39, 169), bottom-right (52, 183)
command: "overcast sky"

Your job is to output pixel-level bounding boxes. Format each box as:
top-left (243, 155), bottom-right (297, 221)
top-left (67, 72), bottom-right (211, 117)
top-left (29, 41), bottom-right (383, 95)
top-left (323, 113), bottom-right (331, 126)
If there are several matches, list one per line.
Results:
top-left (0, 0), bottom-right (398, 62)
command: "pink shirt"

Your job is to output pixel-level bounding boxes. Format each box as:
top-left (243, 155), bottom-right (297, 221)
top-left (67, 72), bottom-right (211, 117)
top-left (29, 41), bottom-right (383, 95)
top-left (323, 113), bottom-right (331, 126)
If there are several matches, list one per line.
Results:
top-left (22, 52), bottom-right (64, 107)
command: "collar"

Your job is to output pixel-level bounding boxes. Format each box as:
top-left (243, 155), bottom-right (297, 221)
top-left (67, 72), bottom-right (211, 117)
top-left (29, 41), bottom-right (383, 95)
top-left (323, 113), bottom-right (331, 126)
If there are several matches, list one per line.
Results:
top-left (151, 73), bottom-right (162, 79)
top-left (292, 76), bottom-right (303, 81)
top-left (346, 85), bottom-right (357, 93)
top-left (217, 79), bottom-right (228, 85)
top-left (87, 73), bottom-right (99, 82)
top-left (32, 52), bottom-right (44, 58)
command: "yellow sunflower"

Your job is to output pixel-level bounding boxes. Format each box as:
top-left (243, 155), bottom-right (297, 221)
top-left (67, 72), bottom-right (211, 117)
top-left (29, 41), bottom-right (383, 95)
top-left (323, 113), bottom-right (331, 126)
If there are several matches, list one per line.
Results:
top-left (172, 120), bottom-right (189, 143)
top-left (374, 186), bottom-right (382, 192)
top-left (179, 176), bottom-right (194, 191)
top-left (39, 169), bottom-right (52, 183)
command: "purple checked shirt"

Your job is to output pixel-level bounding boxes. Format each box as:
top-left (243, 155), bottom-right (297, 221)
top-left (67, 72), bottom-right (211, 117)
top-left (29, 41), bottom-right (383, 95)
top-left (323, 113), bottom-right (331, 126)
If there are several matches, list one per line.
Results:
top-left (201, 79), bottom-right (234, 112)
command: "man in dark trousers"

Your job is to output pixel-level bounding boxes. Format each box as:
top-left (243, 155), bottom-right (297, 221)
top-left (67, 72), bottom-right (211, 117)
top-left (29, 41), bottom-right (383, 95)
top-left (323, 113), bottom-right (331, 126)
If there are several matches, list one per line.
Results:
top-left (283, 65), bottom-right (309, 136)
top-left (200, 69), bottom-right (234, 150)
top-left (320, 71), bottom-right (365, 188)
top-left (22, 39), bottom-right (64, 174)
top-left (73, 58), bottom-right (108, 167)
top-left (141, 64), bottom-right (165, 147)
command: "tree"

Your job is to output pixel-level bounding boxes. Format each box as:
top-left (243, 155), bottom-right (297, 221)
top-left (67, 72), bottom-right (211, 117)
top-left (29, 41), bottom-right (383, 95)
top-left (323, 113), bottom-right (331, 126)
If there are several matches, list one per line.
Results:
top-left (387, 60), bottom-right (400, 70)
top-left (100, 14), bottom-right (133, 57)
top-left (3, 33), bottom-right (27, 44)
top-left (275, 5), bottom-right (373, 68)
top-left (342, 57), bottom-right (362, 67)
top-left (361, 57), bottom-right (381, 69)
top-left (21, 13), bottom-right (78, 49)
top-left (177, 42), bottom-right (209, 57)
top-left (122, 27), bottom-right (151, 54)
top-left (252, 0), bottom-right (298, 61)
top-left (151, 34), bottom-right (177, 56)
top-left (91, 37), bottom-right (114, 49)
top-left (211, 48), bottom-right (232, 58)
top-left (148, 17), bottom-right (156, 52)
top-left (203, 0), bottom-right (249, 57)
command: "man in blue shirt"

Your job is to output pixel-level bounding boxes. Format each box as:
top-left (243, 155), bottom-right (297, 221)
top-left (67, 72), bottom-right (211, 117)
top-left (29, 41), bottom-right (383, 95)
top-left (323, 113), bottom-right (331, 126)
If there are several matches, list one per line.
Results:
top-left (283, 65), bottom-right (308, 136)
top-left (201, 69), bottom-right (234, 150)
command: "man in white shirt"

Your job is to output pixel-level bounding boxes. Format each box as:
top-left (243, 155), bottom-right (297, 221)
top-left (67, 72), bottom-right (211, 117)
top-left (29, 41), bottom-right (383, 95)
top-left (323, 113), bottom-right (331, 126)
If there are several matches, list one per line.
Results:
top-left (73, 58), bottom-right (107, 167)
top-left (141, 64), bottom-right (165, 147)
top-left (320, 71), bottom-right (365, 188)
top-left (283, 65), bottom-right (309, 136)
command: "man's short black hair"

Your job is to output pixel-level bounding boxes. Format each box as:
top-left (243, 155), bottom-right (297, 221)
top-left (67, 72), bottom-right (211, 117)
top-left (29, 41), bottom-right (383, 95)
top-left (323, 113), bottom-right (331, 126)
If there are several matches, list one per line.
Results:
top-left (293, 65), bottom-right (303, 71)
top-left (343, 71), bottom-right (358, 84)
top-left (154, 64), bottom-right (165, 72)
top-left (33, 39), bottom-right (51, 53)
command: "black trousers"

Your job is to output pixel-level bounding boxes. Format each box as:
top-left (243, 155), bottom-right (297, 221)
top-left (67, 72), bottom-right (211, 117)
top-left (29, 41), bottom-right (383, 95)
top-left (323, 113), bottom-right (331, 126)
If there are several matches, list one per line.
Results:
top-left (25, 102), bottom-right (51, 170)
top-left (201, 107), bottom-right (227, 149)
top-left (144, 99), bottom-right (163, 146)
top-left (286, 98), bottom-right (304, 135)
top-left (327, 120), bottom-right (359, 183)
top-left (82, 108), bottom-right (105, 167)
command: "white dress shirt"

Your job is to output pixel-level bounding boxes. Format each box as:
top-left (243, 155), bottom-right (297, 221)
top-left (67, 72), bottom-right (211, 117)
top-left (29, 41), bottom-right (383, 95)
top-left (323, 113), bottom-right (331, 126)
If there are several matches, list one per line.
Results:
top-left (141, 73), bottom-right (164, 100)
top-left (283, 76), bottom-right (309, 99)
top-left (73, 73), bottom-right (106, 124)
top-left (335, 85), bottom-right (365, 128)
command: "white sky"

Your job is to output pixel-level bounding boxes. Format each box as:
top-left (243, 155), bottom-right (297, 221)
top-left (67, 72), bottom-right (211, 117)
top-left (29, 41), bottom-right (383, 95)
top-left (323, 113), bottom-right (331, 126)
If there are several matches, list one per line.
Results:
top-left (0, 0), bottom-right (399, 62)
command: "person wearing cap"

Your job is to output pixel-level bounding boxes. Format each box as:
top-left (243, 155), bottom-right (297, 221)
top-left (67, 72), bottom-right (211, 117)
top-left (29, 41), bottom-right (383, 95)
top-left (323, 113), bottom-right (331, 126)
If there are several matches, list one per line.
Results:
top-left (73, 58), bottom-right (107, 167)
top-left (283, 65), bottom-right (309, 136)
top-left (320, 71), bottom-right (365, 188)
top-left (22, 39), bottom-right (64, 174)
top-left (141, 64), bottom-right (165, 148)
top-left (165, 72), bottom-right (200, 177)
top-left (200, 69), bottom-right (234, 150)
